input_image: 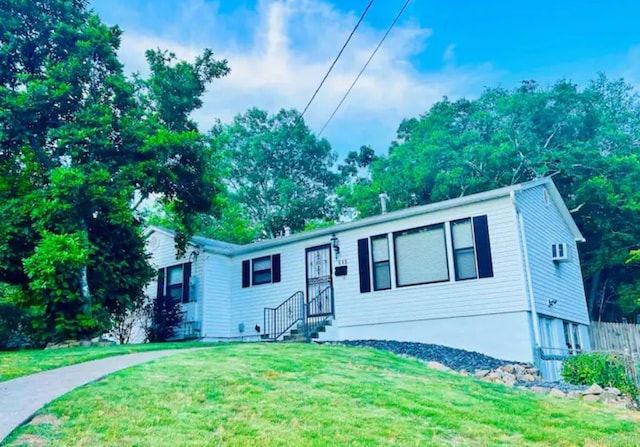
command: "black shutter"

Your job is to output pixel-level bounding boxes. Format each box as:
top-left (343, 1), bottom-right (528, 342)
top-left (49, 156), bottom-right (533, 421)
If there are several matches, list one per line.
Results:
top-left (272, 254), bottom-right (281, 283)
top-left (242, 260), bottom-right (251, 288)
top-left (156, 268), bottom-right (165, 299)
top-left (357, 238), bottom-right (371, 293)
top-left (182, 262), bottom-right (192, 303)
top-left (473, 215), bottom-right (494, 278)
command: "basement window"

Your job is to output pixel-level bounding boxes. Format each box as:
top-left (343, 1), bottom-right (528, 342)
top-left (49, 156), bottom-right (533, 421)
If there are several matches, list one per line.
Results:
top-left (563, 321), bottom-right (582, 354)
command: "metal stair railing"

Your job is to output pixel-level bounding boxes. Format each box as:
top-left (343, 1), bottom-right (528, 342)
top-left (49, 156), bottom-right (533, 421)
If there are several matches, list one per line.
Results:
top-left (263, 291), bottom-right (305, 341)
top-left (304, 286), bottom-right (334, 340)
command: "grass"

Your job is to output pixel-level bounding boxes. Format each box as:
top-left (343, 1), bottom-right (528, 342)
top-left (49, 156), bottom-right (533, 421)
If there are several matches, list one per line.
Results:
top-left (0, 341), bottom-right (213, 381)
top-left (4, 343), bottom-right (640, 447)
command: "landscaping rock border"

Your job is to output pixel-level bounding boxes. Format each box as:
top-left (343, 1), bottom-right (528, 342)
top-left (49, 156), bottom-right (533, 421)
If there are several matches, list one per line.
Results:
top-left (332, 339), bottom-right (515, 371)
top-left (328, 340), bottom-right (638, 410)
top-left (44, 339), bottom-right (116, 350)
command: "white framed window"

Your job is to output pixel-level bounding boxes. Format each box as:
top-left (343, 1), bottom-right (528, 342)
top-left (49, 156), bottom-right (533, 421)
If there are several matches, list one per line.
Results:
top-left (450, 218), bottom-right (477, 280)
top-left (371, 234), bottom-right (391, 291)
top-left (393, 224), bottom-right (449, 287)
top-left (242, 254), bottom-right (281, 287)
top-left (252, 256), bottom-right (272, 285)
top-left (158, 263), bottom-right (192, 304)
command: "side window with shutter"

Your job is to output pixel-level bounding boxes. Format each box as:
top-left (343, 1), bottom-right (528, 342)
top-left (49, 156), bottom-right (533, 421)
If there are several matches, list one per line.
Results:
top-left (158, 262), bottom-right (192, 303)
top-left (473, 215), bottom-right (493, 278)
top-left (450, 215), bottom-right (494, 281)
top-left (242, 260), bottom-right (251, 288)
top-left (272, 254), bottom-right (281, 283)
top-left (182, 262), bottom-right (192, 303)
top-left (242, 254), bottom-right (281, 287)
top-left (156, 268), bottom-right (166, 299)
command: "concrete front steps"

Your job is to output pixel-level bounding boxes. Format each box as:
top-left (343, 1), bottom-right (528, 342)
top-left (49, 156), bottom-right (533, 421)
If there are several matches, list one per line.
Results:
top-left (282, 319), bottom-right (332, 342)
top-left (260, 318), bottom-right (339, 343)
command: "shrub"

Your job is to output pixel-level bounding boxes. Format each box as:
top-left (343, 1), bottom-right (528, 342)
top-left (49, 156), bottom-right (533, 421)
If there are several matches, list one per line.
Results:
top-left (144, 294), bottom-right (183, 343)
top-left (562, 352), bottom-right (637, 396)
top-left (110, 306), bottom-right (147, 344)
top-left (0, 284), bottom-right (40, 350)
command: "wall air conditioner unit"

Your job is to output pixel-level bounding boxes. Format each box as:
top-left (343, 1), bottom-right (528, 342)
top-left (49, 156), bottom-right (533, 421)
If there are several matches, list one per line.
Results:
top-left (551, 243), bottom-right (569, 262)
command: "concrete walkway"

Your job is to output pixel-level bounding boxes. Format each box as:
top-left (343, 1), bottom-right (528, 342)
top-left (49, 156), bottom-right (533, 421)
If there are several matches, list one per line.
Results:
top-left (0, 348), bottom-right (203, 443)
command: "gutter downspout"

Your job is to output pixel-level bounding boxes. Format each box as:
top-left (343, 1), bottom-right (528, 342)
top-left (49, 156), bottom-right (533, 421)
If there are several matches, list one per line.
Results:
top-left (511, 191), bottom-right (541, 359)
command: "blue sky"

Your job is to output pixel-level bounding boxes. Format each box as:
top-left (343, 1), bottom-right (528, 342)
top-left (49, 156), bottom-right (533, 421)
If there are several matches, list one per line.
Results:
top-left (91, 0), bottom-right (640, 157)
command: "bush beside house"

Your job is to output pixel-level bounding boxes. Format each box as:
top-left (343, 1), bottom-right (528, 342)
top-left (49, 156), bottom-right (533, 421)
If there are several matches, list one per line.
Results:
top-left (562, 352), bottom-right (638, 397)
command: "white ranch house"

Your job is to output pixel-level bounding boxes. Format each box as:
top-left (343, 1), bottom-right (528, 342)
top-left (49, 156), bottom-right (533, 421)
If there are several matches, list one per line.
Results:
top-left (142, 178), bottom-right (590, 380)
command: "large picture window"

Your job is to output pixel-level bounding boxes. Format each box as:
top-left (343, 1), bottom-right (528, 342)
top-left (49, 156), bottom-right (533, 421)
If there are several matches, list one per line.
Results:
top-left (371, 234), bottom-right (391, 291)
top-left (393, 224), bottom-right (449, 287)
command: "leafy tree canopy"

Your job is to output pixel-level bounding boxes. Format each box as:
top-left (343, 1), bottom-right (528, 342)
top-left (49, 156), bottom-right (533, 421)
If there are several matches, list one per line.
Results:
top-left (0, 0), bottom-right (228, 342)
top-left (340, 76), bottom-right (640, 321)
top-left (213, 108), bottom-right (340, 239)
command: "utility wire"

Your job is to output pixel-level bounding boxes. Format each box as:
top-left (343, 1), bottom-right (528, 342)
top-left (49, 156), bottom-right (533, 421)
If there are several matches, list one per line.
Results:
top-left (295, 0), bottom-right (375, 125)
top-left (318, 0), bottom-right (411, 136)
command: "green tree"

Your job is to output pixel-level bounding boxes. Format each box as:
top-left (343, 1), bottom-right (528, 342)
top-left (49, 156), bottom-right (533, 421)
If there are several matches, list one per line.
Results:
top-left (340, 76), bottom-right (640, 321)
top-left (0, 0), bottom-right (228, 342)
top-left (0, 282), bottom-right (38, 349)
top-left (214, 108), bottom-right (340, 239)
top-left (145, 196), bottom-right (261, 245)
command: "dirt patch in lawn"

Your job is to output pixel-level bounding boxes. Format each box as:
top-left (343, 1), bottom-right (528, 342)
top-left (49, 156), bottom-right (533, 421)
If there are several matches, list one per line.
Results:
top-left (12, 434), bottom-right (49, 447)
top-left (29, 414), bottom-right (61, 427)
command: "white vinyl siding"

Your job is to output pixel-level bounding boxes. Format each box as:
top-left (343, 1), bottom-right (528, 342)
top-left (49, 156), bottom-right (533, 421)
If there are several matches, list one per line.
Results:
top-left (394, 224), bottom-right (449, 286)
top-left (140, 231), bottom-right (204, 342)
top-left (201, 254), bottom-right (233, 338)
top-left (516, 185), bottom-right (589, 325)
top-left (333, 196), bottom-right (527, 328)
top-left (155, 194), bottom-right (530, 343)
top-left (224, 195), bottom-right (526, 337)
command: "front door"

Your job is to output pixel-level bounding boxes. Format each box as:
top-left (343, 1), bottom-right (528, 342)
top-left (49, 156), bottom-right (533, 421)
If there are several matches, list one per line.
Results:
top-left (305, 244), bottom-right (332, 317)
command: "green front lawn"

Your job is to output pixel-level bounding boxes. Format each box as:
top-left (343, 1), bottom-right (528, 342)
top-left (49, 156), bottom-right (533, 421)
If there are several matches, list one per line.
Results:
top-left (4, 343), bottom-right (639, 446)
top-left (0, 342), bottom-right (214, 381)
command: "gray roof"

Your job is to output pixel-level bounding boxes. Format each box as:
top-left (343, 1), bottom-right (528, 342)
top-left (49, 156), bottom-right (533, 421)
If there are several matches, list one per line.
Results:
top-left (146, 226), bottom-right (239, 256)
top-left (148, 177), bottom-right (584, 256)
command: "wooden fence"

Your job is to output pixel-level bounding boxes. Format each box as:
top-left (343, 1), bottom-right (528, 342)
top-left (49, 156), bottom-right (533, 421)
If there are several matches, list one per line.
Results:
top-left (589, 321), bottom-right (640, 353)
top-left (588, 322), bottom-right (640, 388)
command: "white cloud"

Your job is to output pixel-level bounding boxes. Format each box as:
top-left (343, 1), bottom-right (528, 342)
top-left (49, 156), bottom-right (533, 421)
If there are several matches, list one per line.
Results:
top-left (443, 44), bottom-right (456, 64)
top-left (113, 0), bottom-right (499, 155)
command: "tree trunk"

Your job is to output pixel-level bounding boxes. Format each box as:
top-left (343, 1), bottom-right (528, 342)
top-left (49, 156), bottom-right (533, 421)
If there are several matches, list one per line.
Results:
top-left (597, 277), bottom-right (610, 322)
top-left (587, 269), bottom-right (602, 320)
top-left (79, 218), bottom-right (92, 315)
top-left (80, 265), bottom-right (91, 314)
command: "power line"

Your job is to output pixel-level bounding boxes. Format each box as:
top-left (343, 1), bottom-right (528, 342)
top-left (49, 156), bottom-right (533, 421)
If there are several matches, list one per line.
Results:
top-left (318, 0), bottom-right (411, 136)
top-left (296, 0), bottom-right (375, 125)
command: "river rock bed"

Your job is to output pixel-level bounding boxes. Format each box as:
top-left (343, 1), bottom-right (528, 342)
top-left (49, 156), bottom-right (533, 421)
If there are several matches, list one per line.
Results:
top-left (331, 339), bottom-right (516, 371)
top-left (327, 340), bottom-right (636, 409)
